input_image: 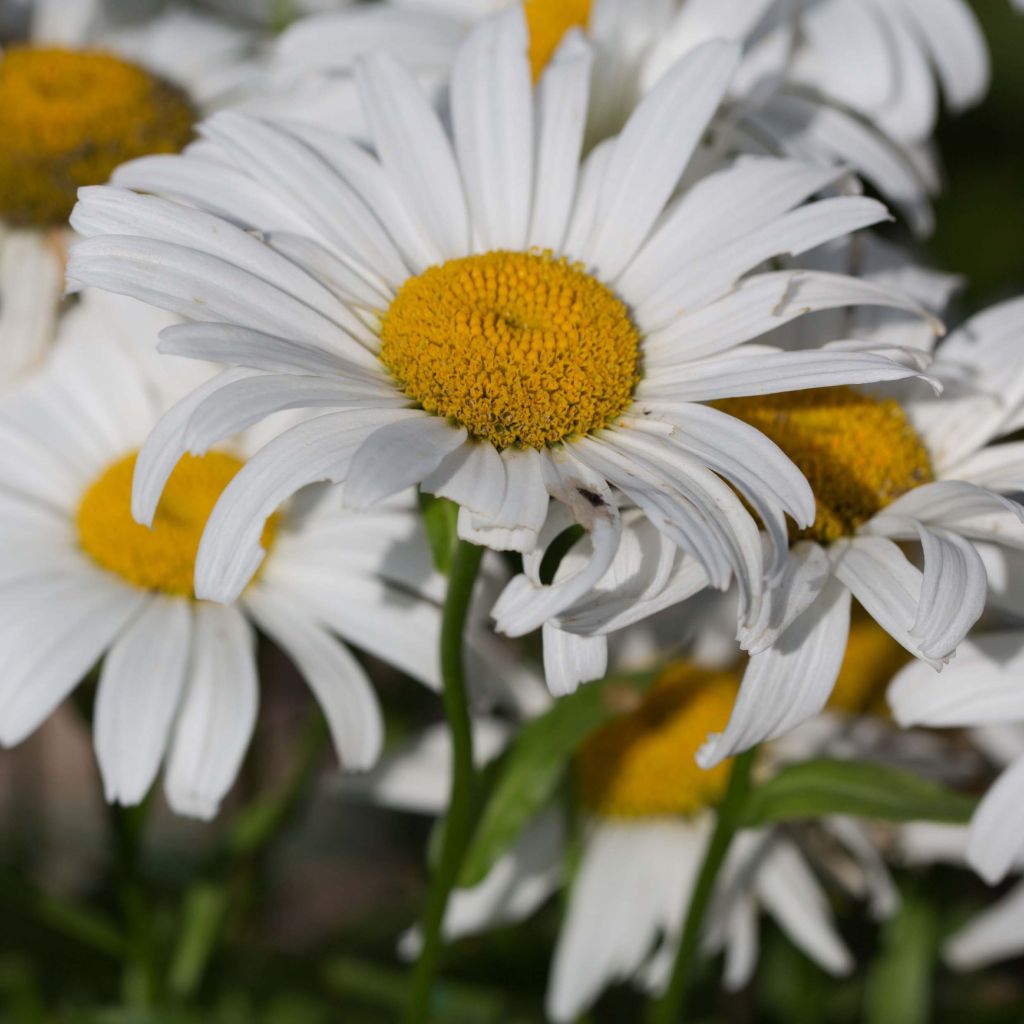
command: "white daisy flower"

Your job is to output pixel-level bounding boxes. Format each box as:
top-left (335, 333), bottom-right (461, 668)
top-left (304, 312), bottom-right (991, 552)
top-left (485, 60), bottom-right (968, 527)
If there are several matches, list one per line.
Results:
top-left (67, 11), bottom-right (932, 646)
top-left (0, 289), bottom-right (469, 821)
top-left (0, 0), bottom-right (258, 386)
top-left (356, 660), bottom-right (882, 1021)
top-left (690, 295), bottom-right (1024, 769)
top-left (891, 634), bottom-right (1024, 889)
top-left (271, 0), bottom-right (991, 233)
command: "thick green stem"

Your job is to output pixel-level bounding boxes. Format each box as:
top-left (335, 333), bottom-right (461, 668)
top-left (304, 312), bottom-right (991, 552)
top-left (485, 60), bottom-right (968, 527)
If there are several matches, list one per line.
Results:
top-left (407, 539), bottom-right (485, 1024)
top-left (648, 748), bottom-right (757, 1024)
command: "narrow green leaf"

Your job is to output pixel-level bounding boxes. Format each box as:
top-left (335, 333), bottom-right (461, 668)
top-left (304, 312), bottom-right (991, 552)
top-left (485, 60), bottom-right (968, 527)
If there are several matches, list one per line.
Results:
top-left (864, 887), bottom-right (937, 1024)
top-left (418, 493), bottom-right (460, 575)
top-left (741, 758), bottom-right (977, 828)
top-left (458, 670), bottom-right (657, 887)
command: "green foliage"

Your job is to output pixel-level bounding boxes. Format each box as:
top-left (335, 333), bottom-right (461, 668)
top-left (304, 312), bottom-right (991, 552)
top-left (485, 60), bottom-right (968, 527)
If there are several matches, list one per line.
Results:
top-left (740, 759), bottom-right (977, 828)
top-left (457, 670), bottom-right (657, 887)
top-left (418, 494), bottom-right (460, 575)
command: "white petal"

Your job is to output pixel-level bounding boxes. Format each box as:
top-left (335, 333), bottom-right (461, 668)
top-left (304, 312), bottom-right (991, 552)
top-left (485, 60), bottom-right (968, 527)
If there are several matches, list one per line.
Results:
top-left (355, 50), bottom-right (469, 257)
top-left (450, 10), bottom-right (532, 252)
top-left (164, 603), bottom-right (258, 821)
top-left (529, 31), bottom-right (594, 251)
top-left (945, 881), bottom-right (1024, 970)
top-left (889, 633), bottom-right (1024, 728)
top-left (195, 410), bottom-right (412, 602)
top-left (582, 39), bottom-right (741, 280)
top-left (542, 624), bottom-right (608, 697)
top-left (246, 586), bottom-right (383, 770)
top-left (345, 416), bottom-right (468, 508)
top-left (698, 575), bottom-right (851, 767)
top-left (0, 231), bottom-right (61, 383)
top-left (95, 597), bottom-right (192, 807)
top-left (421, 440), bottom-right (507, 520)
top-left (967, 755), bottom-right (1024, 885)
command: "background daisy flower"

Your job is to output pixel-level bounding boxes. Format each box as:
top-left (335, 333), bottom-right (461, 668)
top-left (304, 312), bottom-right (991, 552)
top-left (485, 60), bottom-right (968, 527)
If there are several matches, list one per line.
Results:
top-left (0, 0), bottom-right (258, 386)
top-left (0, 290), bottom-right (484, 820)
top-left (67, 12), bottom-right (932, 652)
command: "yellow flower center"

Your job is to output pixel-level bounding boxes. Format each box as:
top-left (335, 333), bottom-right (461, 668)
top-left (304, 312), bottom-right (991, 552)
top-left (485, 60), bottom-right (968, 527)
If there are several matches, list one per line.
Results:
top-left (77, 452), bottom-right (276, 598)
top-left (0, 47), bottom-right (194, 227)
top-left (523, 0), bottom-right (592, 80)
top-left (380, 250), bottom-right (640, 450)
top-left (716, 387), bottom-right (934, 544)
top-left (828, 613), bottom-right (911, 715)
top-left (575, 663), bottom-right (738, 819)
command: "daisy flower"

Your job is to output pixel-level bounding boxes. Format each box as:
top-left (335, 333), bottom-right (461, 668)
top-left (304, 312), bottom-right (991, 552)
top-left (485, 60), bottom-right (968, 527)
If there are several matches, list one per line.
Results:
top-left (0, 290), bottom-right (476, 820)
top-left (0, 0), bottom-right (257, 385)
top-left (272, 0), bottom-right (990, 233)
top-left (691, 295), bottom-right (1024, 770)
top-left (355, 657), bottom-right (910, 1021)
top-left (68, 11), bottom-right (932, 642)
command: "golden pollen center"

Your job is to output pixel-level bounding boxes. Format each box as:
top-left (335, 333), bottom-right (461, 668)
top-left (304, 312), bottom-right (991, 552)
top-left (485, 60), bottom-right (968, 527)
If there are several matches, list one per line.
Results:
top-left (576, 664), bottom-right (738, 819)
top-left (716, 387), bottom-right (935, 544)
top-left (380, 251), bottom-right (640, 450)
top-left (0, 47), bottom-right (194, 227)
top-left (523, 0), bottom-right (593, 80)
top-left (77, 451), bottom-right (276, 598)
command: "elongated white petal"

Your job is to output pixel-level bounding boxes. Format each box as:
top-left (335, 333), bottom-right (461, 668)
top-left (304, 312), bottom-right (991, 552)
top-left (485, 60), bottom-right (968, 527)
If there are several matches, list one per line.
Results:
top-left (542, 625), bottom-right (608, 697)
top-left (421, 440), bottom-right (507, 520)
top-left (165, 603), bottom-right (258, 820)
top-left (457, 447), bottom-right (549, 552)
top-left (354, 50), bottom-right (469, 257)
top-left (967, 755), bottom-right (1024, 885)
top-left (889, 633), bottom-right (1024, 728)
top-left (529, 31), bottom-right (593, 251)
top-left (196, 410), bottom-right (413, 602)
top-left (583, 39), bottom-right (741, 279)
top-left (345, 416), bottom-right (467, 508)
top-left (95, 597), bottom-right (192, 807)
top-left (945, 881), bottom-right (1024, 970)
top-left (246, 587), bottom-right (383, 770)
top-left (698, 576), bottom-right (851, 767)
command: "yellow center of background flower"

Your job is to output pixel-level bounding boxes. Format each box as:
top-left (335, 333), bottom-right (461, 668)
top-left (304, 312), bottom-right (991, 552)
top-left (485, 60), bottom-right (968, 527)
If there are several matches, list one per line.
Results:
top-left (380, 251), bottom-right (640, 450)
top-left (828, 614), bottom-right (911, 715)
top-left (523, 0), bottom-right (592, 80)
top-left (575, 663), bottom-right (737, 819)
top-left (716, 387), bottom-right (934, 544)
top-left (0, 47), bottom-right (194, 227)
top-left (77, 452), bottom-right (276, 598)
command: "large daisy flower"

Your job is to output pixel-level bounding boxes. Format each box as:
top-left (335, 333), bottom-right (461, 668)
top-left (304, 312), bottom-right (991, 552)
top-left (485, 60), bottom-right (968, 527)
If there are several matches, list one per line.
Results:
top-left (0, 289), bottom-right (483, 820)
top-left (272, 0), bottom-right (992, 234)
top-left (0, 0), bottom-right (258, 386)
top-left (67, 11), bottom-right (932, 643)
top-left (354, 657), bottom-right (914, 1021)
top-left (691, 295), bottom-right (1024, 769)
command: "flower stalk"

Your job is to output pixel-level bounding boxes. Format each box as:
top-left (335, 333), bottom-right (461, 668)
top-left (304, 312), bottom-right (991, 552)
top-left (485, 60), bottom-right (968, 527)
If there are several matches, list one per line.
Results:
top-left (648, 748), bottom-right (757, 1024)
top-left (407, 538), bottom-right (485, 1024)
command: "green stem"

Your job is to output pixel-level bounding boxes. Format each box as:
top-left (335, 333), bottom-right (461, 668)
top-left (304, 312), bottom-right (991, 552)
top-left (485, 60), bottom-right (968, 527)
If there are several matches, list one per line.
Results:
top-left (648, 748), bottom-right (757, 1024)
top-left (407, 538), bottom-right (485, 1024)
top-left (111, 801), bottom-right (157, 1008)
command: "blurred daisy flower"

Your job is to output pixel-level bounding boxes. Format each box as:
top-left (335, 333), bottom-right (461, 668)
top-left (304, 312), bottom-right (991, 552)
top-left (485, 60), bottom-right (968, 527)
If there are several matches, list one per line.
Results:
top-left (352, 643), bottom-right (948, 1021)
top-left (0, 290), bottom-right (490, 820)
top-left (271, 0), bottom-right (992, 233)
top-left (67, 11), bottom-right (931, 642)
top-left (0, 0), bottom-right (258, 385)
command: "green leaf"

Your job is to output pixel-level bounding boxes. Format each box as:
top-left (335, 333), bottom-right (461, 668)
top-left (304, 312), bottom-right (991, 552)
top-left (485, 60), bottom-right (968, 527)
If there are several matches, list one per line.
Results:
top-left (418, 493), bottom-right (460, 575)
top-left (864, 887), bottom-right (937, 1024)
top-left (458, 670), bottom-right (657, 887)
top-left (741, 758), bottom-right (977, 828)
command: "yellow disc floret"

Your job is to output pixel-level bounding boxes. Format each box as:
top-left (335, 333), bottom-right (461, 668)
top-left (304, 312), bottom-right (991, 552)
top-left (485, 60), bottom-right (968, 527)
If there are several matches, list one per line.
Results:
top-left (77, 451), bottom-right (276, 598)
top-left (0, 47), bottom-right (194, 227)
top-left (828, 613), bottom-right (911, 715)
top-left (380, 250), bottom-right (640, 450)
top-left (575, 663), bottom-right (738, 819)
top-left (716, 387), bottom-right (934, 544)
top-left (523, 0), bottom-right (592, 79)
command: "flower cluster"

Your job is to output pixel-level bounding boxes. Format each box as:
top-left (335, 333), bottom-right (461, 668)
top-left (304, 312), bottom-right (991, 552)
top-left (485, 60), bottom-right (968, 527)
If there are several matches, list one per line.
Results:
top-left (1, 1), bottom-right (1024, 1020)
